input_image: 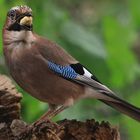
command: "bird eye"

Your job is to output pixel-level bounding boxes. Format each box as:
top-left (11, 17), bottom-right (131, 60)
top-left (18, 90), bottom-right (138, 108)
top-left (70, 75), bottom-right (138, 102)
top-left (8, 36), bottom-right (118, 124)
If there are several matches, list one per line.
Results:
top-left (8, 10), bottom-right (16, 19)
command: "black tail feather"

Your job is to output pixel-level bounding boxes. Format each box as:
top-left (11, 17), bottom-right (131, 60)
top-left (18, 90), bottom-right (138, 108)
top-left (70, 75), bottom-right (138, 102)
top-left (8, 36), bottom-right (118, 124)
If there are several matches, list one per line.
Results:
top-left (100, 99), bottom-right (140, 122)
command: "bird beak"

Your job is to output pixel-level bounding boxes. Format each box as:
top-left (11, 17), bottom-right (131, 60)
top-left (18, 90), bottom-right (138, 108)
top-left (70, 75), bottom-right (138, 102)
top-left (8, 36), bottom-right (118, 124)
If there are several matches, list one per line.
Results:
top-left (20, 16), bottom-right (33, 26)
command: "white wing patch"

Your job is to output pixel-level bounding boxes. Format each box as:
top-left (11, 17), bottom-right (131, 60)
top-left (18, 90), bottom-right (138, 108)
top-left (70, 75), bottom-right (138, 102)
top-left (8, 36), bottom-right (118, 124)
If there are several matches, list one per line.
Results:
top-left (83, 68), bottom-right (92, 78)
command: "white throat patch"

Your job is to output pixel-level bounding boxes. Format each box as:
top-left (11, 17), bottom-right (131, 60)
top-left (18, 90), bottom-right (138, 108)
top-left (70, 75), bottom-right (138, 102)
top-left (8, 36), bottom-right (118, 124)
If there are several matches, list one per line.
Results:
top-left (4, 30), bottom-right (35, 44)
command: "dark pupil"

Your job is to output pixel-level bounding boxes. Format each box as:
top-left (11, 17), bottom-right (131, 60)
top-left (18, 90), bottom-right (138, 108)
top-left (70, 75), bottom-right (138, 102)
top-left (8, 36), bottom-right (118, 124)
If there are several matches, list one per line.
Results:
top-left (9, 10), bottom-right (16, 18)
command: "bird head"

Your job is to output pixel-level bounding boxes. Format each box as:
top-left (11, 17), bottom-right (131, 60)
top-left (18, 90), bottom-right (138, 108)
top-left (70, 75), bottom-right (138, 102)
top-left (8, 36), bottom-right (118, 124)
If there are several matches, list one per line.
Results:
top-left (4, 5), bottom-right (33, 31)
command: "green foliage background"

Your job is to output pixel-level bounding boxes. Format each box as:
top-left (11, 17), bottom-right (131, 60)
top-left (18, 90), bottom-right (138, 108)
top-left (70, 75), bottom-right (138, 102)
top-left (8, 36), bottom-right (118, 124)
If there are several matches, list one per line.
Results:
top-left (0, 0), bottom-right (140, 139)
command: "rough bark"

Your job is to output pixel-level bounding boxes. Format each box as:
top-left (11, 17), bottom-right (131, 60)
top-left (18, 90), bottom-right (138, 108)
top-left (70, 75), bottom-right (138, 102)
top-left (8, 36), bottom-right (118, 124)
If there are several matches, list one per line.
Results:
top-left (0, 74), bottom-right (120, 140)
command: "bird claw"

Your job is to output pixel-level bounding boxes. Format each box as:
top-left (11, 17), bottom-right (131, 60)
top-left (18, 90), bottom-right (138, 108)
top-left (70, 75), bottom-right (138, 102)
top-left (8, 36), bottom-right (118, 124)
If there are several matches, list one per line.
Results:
top-left (32, 118), bottom-right (60, 131)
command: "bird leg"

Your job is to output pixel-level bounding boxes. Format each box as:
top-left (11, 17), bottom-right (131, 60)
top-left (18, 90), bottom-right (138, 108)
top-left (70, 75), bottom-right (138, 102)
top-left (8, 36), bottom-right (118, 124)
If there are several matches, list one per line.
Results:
top-left (20, 104), bottom-right (66, 136)
top-left (32, 104), bottom-right (67, 127)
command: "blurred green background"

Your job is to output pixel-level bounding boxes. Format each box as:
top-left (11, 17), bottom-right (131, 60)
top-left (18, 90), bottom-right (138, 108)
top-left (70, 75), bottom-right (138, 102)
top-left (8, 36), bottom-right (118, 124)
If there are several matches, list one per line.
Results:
top-left (0, 0), bottom-right (140, 139)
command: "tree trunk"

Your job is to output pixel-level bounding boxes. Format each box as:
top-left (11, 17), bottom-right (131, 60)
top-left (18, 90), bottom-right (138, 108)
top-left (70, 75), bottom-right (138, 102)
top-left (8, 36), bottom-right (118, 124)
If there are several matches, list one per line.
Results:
top-left (0, 74), bottom-right (120, 140)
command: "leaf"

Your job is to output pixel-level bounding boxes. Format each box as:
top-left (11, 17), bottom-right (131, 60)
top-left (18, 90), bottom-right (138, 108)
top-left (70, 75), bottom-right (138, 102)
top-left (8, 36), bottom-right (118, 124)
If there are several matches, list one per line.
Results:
top-left (103, 16), bottom-right (138, 88)
top-left (128, 0), bottom-right (140, 27)
top-left (60, 21), bottom-right (107, 59)
top-left (122, 91), bottom-right (140, 140)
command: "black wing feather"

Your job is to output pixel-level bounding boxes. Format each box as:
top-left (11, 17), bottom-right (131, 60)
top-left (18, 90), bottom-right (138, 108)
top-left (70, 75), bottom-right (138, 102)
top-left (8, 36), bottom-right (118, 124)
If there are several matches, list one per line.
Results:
top-left (70, 63), bottom-right (101, 83)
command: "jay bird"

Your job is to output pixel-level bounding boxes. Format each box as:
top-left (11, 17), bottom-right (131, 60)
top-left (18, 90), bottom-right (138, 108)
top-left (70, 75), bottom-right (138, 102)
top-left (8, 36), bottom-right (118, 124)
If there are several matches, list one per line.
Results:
top-left (2, 5), bottom-right (140, 122)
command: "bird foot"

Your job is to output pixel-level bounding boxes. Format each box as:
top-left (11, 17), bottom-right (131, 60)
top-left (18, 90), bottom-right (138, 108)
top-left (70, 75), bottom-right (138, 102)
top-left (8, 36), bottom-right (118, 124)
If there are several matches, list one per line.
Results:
top-left (18, 119), bottom-right (60, 139)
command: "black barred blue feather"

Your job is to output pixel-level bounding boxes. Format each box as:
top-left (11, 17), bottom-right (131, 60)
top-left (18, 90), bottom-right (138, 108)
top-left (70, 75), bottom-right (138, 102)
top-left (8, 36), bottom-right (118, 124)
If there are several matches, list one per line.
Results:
top-left (48, 61), bottom-right (78, 79)
top-left (48, 61), bottom-right (100, 83)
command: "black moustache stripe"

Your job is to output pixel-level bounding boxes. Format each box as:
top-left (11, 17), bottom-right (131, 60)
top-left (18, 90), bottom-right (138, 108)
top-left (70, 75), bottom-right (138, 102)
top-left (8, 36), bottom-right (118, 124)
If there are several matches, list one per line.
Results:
top-left (8, 22), bottom-right (33, 31)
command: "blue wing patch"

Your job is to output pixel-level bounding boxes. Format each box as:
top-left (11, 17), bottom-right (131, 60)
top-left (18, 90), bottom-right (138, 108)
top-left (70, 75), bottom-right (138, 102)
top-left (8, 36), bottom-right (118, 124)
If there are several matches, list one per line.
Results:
top-left (48, 61), bottom-right (78, 79)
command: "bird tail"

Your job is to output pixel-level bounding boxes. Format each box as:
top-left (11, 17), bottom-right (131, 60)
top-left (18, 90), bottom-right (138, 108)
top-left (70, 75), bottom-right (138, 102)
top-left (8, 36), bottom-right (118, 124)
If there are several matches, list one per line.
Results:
top-left (74, 75), bottom-right (140, 122)
top-left (100, 97), bottom-right (140, 122)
